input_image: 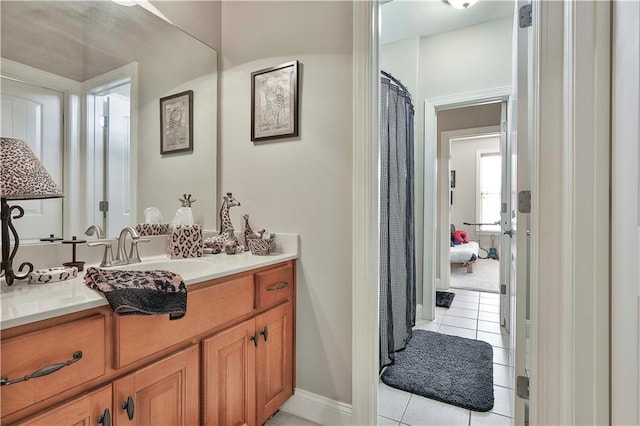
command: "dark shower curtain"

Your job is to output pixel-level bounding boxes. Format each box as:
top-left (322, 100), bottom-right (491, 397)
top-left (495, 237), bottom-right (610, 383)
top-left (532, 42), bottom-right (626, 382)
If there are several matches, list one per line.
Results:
top-left (380, 73), bottom-right (416, 370)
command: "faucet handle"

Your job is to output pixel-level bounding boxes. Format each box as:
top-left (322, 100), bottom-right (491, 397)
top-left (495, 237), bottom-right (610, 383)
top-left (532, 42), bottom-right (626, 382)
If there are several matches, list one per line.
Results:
top-left (128, 238), bottom-right (150, 264)
top-left (88, 241), bottom-right (114, 267)
top-left (85, 225), bottom-right (105, 239)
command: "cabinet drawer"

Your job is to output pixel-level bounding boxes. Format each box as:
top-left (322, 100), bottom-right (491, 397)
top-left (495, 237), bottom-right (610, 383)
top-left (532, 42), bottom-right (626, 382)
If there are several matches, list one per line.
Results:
top-left (115, 275), bottom-right (255, 368)
top-left (255, 264), bottom-right (294, 309)
top-left (1, 314), bottom-right (107, 417)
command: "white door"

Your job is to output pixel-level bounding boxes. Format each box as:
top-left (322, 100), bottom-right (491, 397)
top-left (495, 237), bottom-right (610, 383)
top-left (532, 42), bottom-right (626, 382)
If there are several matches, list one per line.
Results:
top-left (499, 100), bottom-right (512, 332)
top-left (1, 77), bottom-right (63, 240)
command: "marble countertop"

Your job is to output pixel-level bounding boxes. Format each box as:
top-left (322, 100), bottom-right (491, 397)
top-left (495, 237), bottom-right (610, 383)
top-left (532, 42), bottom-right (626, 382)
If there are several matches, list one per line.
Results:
top-left (1, 235), bottom-right (298, 330)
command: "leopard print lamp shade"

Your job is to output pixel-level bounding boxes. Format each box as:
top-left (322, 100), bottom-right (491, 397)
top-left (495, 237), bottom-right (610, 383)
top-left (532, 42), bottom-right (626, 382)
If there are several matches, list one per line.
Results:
top-left (0, 137), bottom-right (63, 199)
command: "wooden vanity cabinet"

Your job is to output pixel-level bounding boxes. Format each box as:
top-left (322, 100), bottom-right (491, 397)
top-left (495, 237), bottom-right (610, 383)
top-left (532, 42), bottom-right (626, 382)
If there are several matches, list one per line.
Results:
top-left (1, 260), bottom-right (296, 426)
top-left (202, 300), bottom-right (294, 426)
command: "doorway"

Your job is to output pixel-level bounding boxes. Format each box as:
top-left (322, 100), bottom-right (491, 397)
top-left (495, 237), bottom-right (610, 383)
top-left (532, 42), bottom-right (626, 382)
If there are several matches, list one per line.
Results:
top-left (377, 1), bottom-right (517, 424)
top-left (82, 62), bottom-right (137, 238)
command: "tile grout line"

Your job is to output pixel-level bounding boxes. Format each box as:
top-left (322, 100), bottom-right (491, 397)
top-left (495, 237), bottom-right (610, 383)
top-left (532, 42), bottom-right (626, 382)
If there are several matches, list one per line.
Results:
top-left (399, 393), bottom-right (412, 426)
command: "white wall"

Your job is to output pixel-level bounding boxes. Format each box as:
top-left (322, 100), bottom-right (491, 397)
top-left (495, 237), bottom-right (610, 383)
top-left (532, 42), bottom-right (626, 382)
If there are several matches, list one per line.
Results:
top-left (450, 136), bottom-right (500, 246)
top-left (220, 1), bottom-right (353, 404)
top-left (381, 37), bottom-right (419, 99)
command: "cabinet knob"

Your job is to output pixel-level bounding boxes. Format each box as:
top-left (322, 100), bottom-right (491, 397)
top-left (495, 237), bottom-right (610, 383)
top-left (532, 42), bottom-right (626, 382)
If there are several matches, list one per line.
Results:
top-left (97, 408), bottom-right (111, 426)
top-left (260, 326), bottom-right (269, 342)
top-left (122, 395), bottom-right (135, 420)
top-left (249, 331), bottom-right (259, 347)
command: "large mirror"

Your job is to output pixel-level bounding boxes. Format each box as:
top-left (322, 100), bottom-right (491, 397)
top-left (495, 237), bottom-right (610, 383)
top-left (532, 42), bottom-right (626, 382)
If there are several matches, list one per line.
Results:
top-left (1, 1), bottom-right (218, 242)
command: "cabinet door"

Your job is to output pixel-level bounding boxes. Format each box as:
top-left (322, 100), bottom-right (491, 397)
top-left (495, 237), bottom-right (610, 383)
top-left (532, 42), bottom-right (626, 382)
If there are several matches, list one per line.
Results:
top-left (255, 302), bottom-right (294, 425)
top-left (113, 344), bottom-right (199, 426)
top-left (15, 385), bottom-right (112, 426)
top-left (203, 318), bottom-right (257, 426)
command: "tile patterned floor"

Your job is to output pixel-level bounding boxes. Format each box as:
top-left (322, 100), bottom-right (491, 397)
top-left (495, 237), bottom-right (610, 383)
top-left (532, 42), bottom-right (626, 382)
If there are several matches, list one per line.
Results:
top-left (378, 288), bottom-right (514, 426)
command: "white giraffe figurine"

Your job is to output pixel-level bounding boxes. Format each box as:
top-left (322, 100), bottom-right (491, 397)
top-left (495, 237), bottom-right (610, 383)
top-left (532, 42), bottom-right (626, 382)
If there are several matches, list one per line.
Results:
top-left (243, 214), bottom-right (265, 250)
top-left (204, 192), bottom-right (241, 253)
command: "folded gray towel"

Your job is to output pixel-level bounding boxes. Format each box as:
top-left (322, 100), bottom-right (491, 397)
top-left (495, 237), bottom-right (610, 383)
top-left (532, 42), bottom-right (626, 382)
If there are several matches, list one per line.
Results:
top-left (84, 267), bottom-right (187, 320)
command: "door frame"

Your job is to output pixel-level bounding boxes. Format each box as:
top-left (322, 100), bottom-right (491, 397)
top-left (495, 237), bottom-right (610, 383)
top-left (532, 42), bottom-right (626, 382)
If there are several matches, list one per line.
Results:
top-left (352, 1), bottom-right (611, 425)
top-left (436, 124), bottom-right (502, 295)
top-left (424, 91), bottom-right (510, 308)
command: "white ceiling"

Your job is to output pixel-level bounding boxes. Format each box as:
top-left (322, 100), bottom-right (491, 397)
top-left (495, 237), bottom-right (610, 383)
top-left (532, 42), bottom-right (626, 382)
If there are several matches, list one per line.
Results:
top-left (381, 0), bottom-right (514, 45)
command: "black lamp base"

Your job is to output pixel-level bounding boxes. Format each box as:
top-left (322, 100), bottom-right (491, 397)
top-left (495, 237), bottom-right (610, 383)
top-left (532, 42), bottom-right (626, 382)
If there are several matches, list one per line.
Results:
top-left (1, 197), bottom-right (33, 286)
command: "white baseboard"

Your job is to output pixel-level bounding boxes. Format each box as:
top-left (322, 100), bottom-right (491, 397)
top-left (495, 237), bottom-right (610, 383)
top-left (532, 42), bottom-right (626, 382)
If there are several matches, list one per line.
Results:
top-left (280, 388), bottom-right (352, 425)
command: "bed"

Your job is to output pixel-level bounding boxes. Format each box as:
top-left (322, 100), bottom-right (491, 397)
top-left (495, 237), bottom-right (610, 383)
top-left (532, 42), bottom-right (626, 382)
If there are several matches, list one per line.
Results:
top-left (450, 241), bottom-right (479, 273)
top-left (450, 224), bottom-right (478, 273)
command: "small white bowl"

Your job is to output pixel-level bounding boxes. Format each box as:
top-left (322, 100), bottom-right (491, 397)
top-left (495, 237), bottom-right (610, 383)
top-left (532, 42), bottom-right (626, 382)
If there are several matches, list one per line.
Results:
top-left (29, 266), bottom-right (78, 284)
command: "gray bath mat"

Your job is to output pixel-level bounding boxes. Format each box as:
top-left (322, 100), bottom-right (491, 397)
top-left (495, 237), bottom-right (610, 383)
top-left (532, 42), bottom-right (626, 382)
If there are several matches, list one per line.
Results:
top-left (436, 291), bottom-right (455, 308)
top-left (381, 330), bottom-right (494, 411)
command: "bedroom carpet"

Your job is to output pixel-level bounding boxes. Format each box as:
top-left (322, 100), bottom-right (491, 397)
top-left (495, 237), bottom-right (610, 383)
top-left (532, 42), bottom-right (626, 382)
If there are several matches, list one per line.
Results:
top-left (451, 258), bottom-right (500, 293)
top-left (435, 291), bottom-right (455, 308)
top-left (381, 330), bottom-right (494, 412)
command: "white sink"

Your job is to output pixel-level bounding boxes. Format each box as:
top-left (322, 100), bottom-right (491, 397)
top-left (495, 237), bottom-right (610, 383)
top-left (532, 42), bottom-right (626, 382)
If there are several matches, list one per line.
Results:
top-left (111, 259), bottom-right (212, 276)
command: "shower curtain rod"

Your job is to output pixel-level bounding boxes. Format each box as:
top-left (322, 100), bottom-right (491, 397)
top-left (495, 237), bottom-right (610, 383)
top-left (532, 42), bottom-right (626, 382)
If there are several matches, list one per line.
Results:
top-left (381, 70), bottom-right (412, 98)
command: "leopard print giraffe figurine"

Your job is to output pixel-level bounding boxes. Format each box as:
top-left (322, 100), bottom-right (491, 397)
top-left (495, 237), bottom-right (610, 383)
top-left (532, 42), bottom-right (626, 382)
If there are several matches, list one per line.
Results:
top-left (204, 192), bottom-right (241, 253)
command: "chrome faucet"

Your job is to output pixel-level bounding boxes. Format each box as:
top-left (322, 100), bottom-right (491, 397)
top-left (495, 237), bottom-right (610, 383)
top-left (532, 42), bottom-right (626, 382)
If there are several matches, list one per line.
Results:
top-left (116, 227), bottom-right (140, 263)
top-left (84, 224), bottom-right (105, 239)
top-left (88, 226), bottom-right (149, 267)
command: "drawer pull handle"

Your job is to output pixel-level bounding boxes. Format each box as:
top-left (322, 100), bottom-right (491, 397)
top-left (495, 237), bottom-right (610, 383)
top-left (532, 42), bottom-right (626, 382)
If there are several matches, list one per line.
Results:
top-left (260, 326), bottom-right (269, 342)
top-left (0, 350), bottom-right (83, 386)
top-left (266, 281), bottom-right (288, 292)
top-left (122, 395), bottom-right (135, 420)
top-left (97, 408), bottom-right (111, 426)
top-left (249, 331), bottom-right (259, 347)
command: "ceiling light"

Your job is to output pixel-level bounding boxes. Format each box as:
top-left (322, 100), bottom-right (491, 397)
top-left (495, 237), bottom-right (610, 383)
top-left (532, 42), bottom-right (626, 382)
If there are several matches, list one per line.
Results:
top-left (446, 0), bottom-right (480, 9)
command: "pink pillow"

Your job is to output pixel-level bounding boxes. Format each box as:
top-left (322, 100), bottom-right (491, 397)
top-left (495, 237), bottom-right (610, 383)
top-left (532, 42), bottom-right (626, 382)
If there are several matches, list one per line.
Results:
top-left (454, 230), bottom-right (470, 244)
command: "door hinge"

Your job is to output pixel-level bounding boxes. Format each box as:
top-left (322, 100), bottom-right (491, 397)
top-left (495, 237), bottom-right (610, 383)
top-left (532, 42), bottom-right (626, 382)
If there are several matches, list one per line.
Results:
top-left (501, 284), bottom-right (507, 295)
top-left (517, 375), bottom-right (530, 400)
top-left (99, 116), bottom-right (109, 128)
top-left (502, 120), bottom-right (508, 132)
top-left (519, 3), bottom-right (533, 28)
top-left (99, 201), bottom-right (109, 212)
top-left (518, 190), bottom-right (531, 213)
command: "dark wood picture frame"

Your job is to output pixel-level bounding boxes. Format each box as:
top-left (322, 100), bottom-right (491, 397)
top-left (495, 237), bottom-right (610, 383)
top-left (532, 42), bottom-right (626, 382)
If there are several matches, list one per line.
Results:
top-left (160, 90), bottom-right (193, 154)
top-left (251, 60), bottom-right (299, 142)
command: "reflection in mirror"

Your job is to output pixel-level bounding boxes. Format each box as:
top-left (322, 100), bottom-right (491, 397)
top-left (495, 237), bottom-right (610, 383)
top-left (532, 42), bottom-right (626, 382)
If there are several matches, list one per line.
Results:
top-left (1, 1), bottom-right (218, 242)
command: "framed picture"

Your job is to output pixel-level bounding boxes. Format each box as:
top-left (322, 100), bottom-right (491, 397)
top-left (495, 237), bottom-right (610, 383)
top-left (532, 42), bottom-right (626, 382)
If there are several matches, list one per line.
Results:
top-left (450, 170), bottom-right (456, 188)
top-left (160, 90), bottom-right (193, 154)
top-left (251, 60), bottom-right (299, 142)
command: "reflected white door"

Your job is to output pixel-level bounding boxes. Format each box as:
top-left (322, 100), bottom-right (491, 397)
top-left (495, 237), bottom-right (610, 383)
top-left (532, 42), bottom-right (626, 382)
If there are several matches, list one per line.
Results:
top-left (88, 82), bottom-right (131, 237)
top-left (1, 77), bottom-right (63, 240)
top-left (105, 92), bottom-right (131, 236)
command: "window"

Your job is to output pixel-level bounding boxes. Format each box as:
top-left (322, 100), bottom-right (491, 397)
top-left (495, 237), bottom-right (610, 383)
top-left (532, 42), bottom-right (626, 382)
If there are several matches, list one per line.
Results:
top-left (478, 151), bottom-right (501, 232)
